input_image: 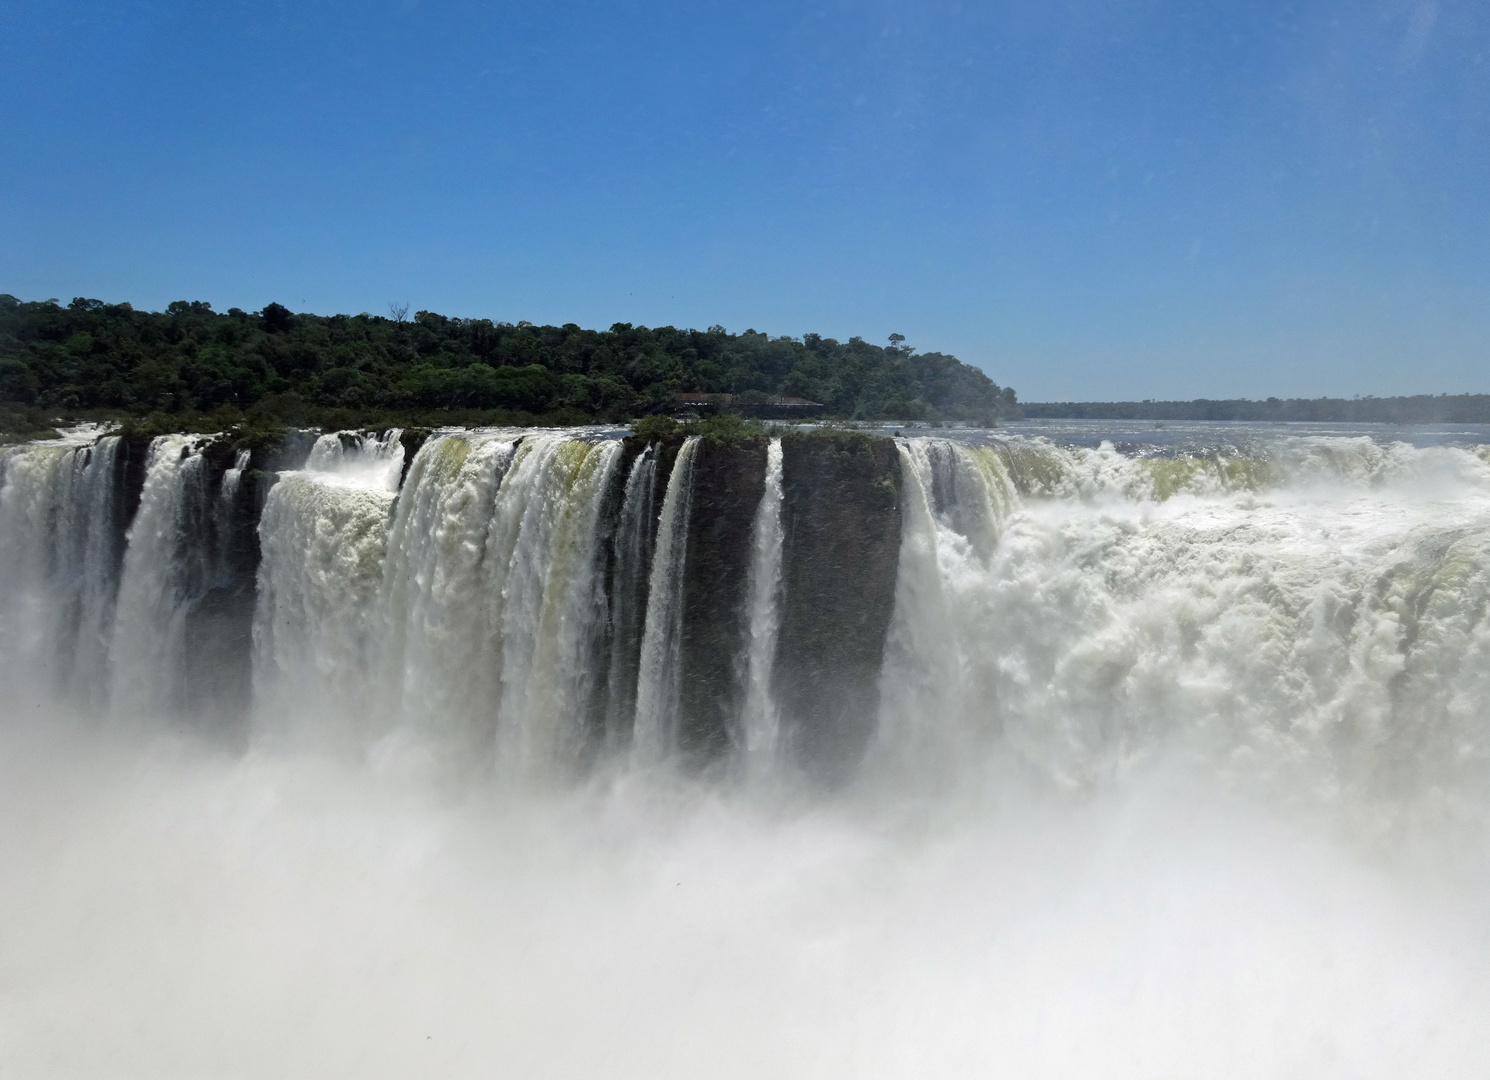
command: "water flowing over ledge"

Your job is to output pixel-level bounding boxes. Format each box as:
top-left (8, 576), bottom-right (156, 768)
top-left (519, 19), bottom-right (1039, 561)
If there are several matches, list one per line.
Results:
top-left (3, 424), bottom-right (1490, 803)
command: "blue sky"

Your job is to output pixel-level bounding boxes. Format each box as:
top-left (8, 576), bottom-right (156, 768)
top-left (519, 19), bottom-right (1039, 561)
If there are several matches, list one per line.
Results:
top-left (1, 0), bottom-right (1486, 400)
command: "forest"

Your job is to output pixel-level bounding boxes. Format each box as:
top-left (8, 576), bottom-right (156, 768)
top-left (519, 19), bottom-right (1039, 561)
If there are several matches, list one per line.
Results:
top-left (0, 295), bottom-right (1018, 430)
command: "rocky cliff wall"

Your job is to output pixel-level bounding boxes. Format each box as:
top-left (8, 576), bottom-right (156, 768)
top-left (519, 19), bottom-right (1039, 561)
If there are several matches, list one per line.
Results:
top-left (775, 433), bottom-right (902, 780)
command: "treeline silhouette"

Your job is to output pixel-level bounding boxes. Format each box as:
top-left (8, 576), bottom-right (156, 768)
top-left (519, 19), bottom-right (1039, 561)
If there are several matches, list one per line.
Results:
top-left (0, 295), bottom-right (1017, 425)
top-left (1022, 396), bottom-right (1490, 424)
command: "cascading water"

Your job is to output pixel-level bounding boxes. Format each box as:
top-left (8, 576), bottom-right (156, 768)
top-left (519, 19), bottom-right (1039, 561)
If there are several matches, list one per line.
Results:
top-left (304, 428), bottom-right (407, 490)
top-left (876, 433), bottom-right (1490, 812)
top-left (254, 428), bottom-right (624, 772)
top-left (0, 431), bottom-right (125, 707)
top-left (631, 435), bottom-right (699, 763)
top-left (220, 448), bottom-right (251, 506)
top-left (108, 434), bottom-right (211, 720)
top-left (378, 432), bottom-right (518, 748)
top-left (740, 437), bottom-right (784, 766)
top-left (252, 447), bottom-right (399, 747)
top-left (489, 436), bottom-right (620, 777)
top-left (6, 421), bottom-right (1490, 1076)
top-left (53, 436), bottom-right (126, 704)
top-left (6, 422), bottom-right (1487, 796)
top-left (601, 446), bottom-right (659, 746)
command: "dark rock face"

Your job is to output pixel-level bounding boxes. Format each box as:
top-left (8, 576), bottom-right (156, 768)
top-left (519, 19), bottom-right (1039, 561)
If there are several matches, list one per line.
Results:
top-left (397, 428), bottom-right (431, 486)
top-left (182, 428), bottom-right (315, 740)
top-left (181, 444), bottom-right (253, 738)
top-left (115, 434), bottom-right (153, 548)
top-left (774, 433), bottom-right (902, 781)
top-left (676, 436), bottom-right (768, 761)
top-left (181, 584), bottom-right (255, 740)
top-left (606, 430), bottom-right (900, 774)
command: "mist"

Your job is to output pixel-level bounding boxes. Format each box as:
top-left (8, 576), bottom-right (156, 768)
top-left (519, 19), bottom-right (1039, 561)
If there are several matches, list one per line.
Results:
top-left (4, 712), bottom-right (1488, 1077)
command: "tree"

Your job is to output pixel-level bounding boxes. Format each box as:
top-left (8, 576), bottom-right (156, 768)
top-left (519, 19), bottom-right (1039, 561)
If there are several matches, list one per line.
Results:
top-left (0, 294), bottom-right (1023, 421)
top-left (260, 302), bottom-right (294, 333)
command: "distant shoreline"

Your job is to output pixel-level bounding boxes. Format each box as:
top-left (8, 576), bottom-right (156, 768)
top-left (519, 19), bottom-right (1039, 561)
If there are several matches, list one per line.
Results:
top-left (1020, 395), bottom-right (1490, 425)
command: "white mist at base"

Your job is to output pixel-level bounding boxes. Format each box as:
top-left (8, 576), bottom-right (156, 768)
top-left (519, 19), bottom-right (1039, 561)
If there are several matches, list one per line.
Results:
top-left (1, 719), bottom-right (1488, 1079)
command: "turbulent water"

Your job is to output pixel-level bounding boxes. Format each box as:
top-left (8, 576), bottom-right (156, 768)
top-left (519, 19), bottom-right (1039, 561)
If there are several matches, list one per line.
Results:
top-left (3, 422), bottom-right (1490, 1076)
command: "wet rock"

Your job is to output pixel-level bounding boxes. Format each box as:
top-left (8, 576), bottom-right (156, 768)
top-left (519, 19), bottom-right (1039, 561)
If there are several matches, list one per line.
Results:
top-left (774, 432), bottom-right (901, 781)
top-left (676, 435), bottom-right (768, 761)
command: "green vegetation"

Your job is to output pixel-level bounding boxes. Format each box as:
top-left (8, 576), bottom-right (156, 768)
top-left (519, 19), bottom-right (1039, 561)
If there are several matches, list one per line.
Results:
top-left (0, 403), bottom-right (62, 444)
top-left (1022, 396), bottom-right (1490, 424)
top-left (0, 295), bottom-right (1018, 430)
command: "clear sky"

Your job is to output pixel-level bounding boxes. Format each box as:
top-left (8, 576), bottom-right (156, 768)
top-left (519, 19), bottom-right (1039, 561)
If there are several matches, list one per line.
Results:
top-left (1, 0), bottom-right (1486, 400)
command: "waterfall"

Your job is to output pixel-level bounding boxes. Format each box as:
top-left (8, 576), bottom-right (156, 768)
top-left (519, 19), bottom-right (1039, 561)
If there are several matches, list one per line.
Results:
top-left (0, 434), bottom-right (124, 706)
top-left (3, 422), bottom-right (1490, 806)
top-left (251, 428), bottom-right (624, 771)
top-left (108, 435), bottom-right (209, 720)
top-left (57, 436), bottom-right (126, 703)
top-left (602, 446), bottom-right (659, 746)
top-left (873, 439), bottom-right (997, 775)
top-left (491, 436), bottom-right (621, 777)
top-left (252, 446), bottom-right (398, 747)
top-left (220, 449), bottom-right (250, 506)
top-left (740, 437), bottom-right (784, 766)
top-left (11, 424), bottom-right (1490, 1075)
top-left (632, 436), bottom-right (700, 763)
top-left (0, 443), bottom-right (68, 702)
top-left (304, 429), bottom-right (405, 491)
top-left (873, 433), bottom-right (1490, 801)
top-left (378, 433), bottom-right (517, 748)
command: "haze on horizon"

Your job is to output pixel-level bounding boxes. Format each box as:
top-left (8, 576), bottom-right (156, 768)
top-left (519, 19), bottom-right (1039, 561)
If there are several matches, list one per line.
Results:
top-left (1, 0), bottom-right (1486, 403)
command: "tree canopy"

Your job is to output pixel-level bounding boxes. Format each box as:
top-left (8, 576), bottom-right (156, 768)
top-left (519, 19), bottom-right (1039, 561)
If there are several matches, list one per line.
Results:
top-left (0, 295), bottom-right (1018, 425)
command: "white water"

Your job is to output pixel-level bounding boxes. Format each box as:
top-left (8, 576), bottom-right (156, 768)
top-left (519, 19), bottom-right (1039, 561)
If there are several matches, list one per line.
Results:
top-left (220, 448), bottom-right (251, 505)
top-left (252, 459), bottom-right (397, 746)
top-left (253, 429), bottom-right (622, 773)
top-left (0, 433), bottom-right (123, 707)
top-left (632, 436), bottom-right (699, 763)
top-left (108, 434), bottom-right (208, 720)
top-left (4, 426), bottom-right (1490, 1076)
top-left (741, 437), bottom-right (785, 766)
top-left (56, 437), bottom-right (125, 704)
top-left (378, 432), bottom-right (518, 750)
top-left (304, 428), bottom-right (406, 491)
top-left (878, 436), bottom-right (1490, 826)
top-left (487, 436), bottom-right (620, 778)
top-left (604, 446), bottom-right (660, 745)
